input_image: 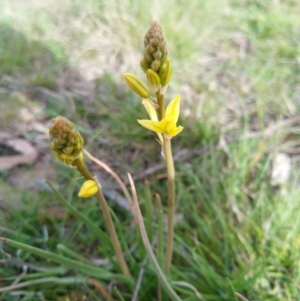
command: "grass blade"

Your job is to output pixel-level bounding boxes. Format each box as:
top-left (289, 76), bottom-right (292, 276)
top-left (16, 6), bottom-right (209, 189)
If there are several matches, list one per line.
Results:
top-left (0, 237), bottom-right (132, 285)
top-left (128, 173), bottom-right (182, 301)
top-left (46, 181), bottom-right (112, 249)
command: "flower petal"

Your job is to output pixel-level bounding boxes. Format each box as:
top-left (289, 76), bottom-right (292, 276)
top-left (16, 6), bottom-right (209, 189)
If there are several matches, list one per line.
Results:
top-left (167, 125), bottom-right (184, 138)
top-left (137, 119), bottom-right (164, 133)
top-left (142, 99), bottom-right (159, 121)
top-left (162, 117), bottom-right (184, 137)
top-left (157, 133), bottom-right (163, 144)
top-left (165, 95), bottom-right (181, 122)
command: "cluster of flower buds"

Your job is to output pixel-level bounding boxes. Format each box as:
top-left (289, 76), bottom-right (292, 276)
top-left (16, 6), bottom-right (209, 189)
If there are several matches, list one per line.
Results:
top-left (49, 116), bottom-right (99, 199)
top-left (142, 21), bottom-right (168, 72)
top-left (49, 116), bottom-right (84, 165)
top-left (124, 21), bottom-right (183, 139)
top-left (124, 21), bottom-right (172, 97)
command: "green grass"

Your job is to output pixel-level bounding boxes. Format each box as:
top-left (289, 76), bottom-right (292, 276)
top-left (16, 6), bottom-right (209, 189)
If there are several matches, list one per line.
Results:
top-left (1, 0), bottom-right (300, 300)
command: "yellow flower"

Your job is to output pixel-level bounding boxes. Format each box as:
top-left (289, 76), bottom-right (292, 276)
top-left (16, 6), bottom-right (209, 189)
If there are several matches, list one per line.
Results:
top-left (78, 180), bottom-right (99, 198)
top-left (142, 99), bottom-right (163, 143)
top-left (138, 95), bottom-right (183, 138)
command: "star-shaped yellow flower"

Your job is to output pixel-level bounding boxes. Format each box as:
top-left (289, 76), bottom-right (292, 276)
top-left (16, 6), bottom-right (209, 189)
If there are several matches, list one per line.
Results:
top-left (138, 95), bottom-right (183, 138)
top-left (141, 99), bottom-right (163, 143)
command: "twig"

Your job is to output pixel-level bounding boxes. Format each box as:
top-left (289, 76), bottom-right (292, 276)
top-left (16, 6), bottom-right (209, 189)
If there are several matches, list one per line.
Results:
top-left (83, 148), bottom-right (135, 217)
top-left (87, 278), bottom-right (115, 301)
top-left (235, 292), bottom-right (250, 301)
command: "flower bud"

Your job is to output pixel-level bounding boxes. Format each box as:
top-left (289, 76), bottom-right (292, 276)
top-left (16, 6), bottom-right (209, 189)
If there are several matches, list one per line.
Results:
top-left (151, 60), bottom-right (161, 72)
top-left (159, 58), bottom-right (172, 94)
top-left (123, 73), bottom-right (151, 99)
top-left (78, 151), bottom-right (84, 163)
top-left (146, 69), bottom-right (161, 92)
top-left (49, 116), bottom-right (84, 165)
top-left (140, 58), bottom-right (149, 73)
top-left (143, 22), bottom-right (168, 73)
top-left (78, 180), bottom-right (99, 198)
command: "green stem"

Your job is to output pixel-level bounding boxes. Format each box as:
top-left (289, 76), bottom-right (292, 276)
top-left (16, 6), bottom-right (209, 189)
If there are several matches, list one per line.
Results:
top-left (72, 159), bottom-right (131, 277)
top-left (72, 158), bottom-right (93, 181)
top-left (96, 189), bottom-right (131, 276)
top-left (156, 91), bottom-right (164, 120)
top-left (163, 137), bottom-right (175, 275)
top-left (155, 88), bottom-right (175, 275)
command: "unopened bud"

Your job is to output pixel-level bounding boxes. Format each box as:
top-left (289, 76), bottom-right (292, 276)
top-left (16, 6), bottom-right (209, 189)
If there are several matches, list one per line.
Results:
top-left (143, 21), bottom-right (168, 73)
top-left (146, 69), bottom-right (161, 92)
top-left (78, 180), bottom-right (99, 198)
top-left (123, 73), bottom-right (151, 98)
top-left (151, 60), bottom-right (161, 72)
top-left (140, 59), bottom-right (149, 73)
top-left (78, 151), bottom-right (84, 163)
top-left (159, 58), bottom-right (172, 94)
top-left (153, 50), bottom-right (162, 60)
top-left (49, 116), bottom-right (84, 165)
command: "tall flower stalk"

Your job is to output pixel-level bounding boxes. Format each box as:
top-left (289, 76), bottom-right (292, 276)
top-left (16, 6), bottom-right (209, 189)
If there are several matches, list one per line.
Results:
top-left (49, 116), bottom-right (130, 277)
top-left (124, 21), bottom-right (183, 274)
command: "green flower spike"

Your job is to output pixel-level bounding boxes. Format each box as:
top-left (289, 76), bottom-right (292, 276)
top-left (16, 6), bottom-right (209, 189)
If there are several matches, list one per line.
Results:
top-left (49, 116), bottom-right (84, 165)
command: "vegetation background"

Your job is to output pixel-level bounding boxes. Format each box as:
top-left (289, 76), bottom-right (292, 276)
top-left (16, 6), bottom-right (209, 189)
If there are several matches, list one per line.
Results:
top-left (1, 0), bottom-right (300, 300)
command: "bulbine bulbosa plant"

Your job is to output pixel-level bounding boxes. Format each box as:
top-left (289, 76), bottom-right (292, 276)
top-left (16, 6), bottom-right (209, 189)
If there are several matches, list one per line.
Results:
top-left (124, 21), bottom-right (183, 275)
top-left (0, 21), bottom-right (184, 301)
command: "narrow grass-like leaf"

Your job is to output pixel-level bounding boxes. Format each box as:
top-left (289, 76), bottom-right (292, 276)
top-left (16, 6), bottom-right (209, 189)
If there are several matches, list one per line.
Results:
top-left (46, 181), bottom-right (113, 258)
top-left (57, 244), bottom-right (90, 263)
top-left (172, 281), bottom-right (205, 300)
top-left (109, 208), bottom-right (135, 266)
top-left (144, 182), bottom-right (153, 241)
top-left (128, 174), bottom-right (182, 301)
top-left (156, 194), bottom-right (167, 301)
top-left (114, 286), bottom-right (127, 301)
top-left (0, 237), bottom-right (132, 285)
top-left (0, 276), bottom-right (87, 293)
